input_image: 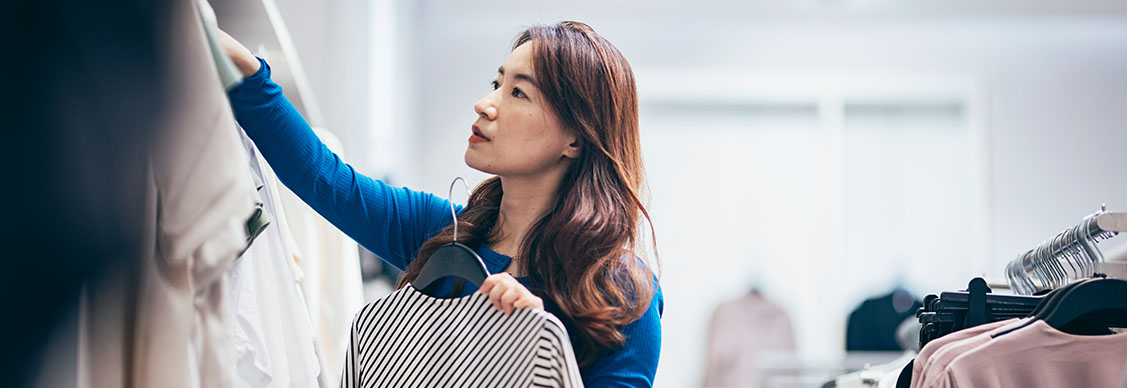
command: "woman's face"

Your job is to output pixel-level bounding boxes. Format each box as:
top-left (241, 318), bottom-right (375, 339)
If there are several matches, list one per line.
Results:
top-left (466, 42), bottom-right (579, 178)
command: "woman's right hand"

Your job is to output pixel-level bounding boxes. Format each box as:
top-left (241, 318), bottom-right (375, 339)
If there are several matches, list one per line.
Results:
top-left (217, 28), bottom-right (261, 78)
top-left (477, 273), bottom-right (544, 315)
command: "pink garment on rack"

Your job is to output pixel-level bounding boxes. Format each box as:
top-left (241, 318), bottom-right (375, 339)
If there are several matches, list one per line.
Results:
top-left (910, 318), bottom-right (1021, 388)
top-left (918, 319), bottom-right (1029, 388)
top-left (931, 320), bottom-right (1127, 388)
top-left (701, 292), bottom-right (796, 388)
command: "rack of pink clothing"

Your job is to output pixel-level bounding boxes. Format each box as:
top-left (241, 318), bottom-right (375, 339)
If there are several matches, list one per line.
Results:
top-left (902, 206), bottom-right (1127, 388)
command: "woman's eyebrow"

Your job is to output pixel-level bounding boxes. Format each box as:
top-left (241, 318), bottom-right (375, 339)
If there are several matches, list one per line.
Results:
top-left (498, 66), bottom-right (537, 86)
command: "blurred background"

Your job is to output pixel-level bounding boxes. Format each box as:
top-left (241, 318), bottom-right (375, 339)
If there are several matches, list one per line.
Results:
top-left (8, 0), bottom-right (1127, 387)
top-left (257, 0), bottom-right (1127, 386)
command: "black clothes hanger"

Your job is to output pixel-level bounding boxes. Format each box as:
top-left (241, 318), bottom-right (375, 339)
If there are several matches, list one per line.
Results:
top-left (1041, 277), bottom-right (1127, 331)
top-left (916, 278), bottom-right (1041, 348)
top-left (990, 277), bottom-right (1096, 338)
top-left (413, 243), bottom-right (489, 296)
top-left (963, 277), bottom-right (991, 328)
top-left (411, 178), bottom-right (490, 297)
top-left (1030, 278), bottom-right (1092, 318)
top-left (908, 279), bottom-right (1043, 386)
top-left (991, 276), bottom-right (1127, 337)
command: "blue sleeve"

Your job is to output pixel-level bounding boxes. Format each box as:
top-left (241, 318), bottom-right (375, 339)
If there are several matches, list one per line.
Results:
top-left (227, 57), bottom-right (456, 270)
top-left (581, 284), bottom-right (664, 387)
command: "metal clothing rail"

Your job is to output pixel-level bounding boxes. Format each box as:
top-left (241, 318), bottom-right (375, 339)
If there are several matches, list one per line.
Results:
top-left (1005, 206), bottom-right (1127, 295)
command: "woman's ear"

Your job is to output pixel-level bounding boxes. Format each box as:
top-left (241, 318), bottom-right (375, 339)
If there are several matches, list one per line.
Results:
top-left (563, 137), bottom-right (582, 159)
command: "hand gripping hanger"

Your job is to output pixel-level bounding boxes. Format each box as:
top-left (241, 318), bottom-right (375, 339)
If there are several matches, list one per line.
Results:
top-left (412, 177), bottom-right (491, 296)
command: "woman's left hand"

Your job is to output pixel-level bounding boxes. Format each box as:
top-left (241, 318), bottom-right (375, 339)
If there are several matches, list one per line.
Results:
top-left (477, 273), bottom-right (544, 315)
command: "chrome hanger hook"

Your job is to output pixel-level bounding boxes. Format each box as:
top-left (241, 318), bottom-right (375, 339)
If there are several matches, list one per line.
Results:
top-left (1083, 212), bottom-right (1107, 274)
top-left (448, 177), bottom-right (472, 244)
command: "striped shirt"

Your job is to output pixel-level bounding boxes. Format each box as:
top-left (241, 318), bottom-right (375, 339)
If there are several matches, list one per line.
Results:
top-left (340, 284), bottom-right (584, 388)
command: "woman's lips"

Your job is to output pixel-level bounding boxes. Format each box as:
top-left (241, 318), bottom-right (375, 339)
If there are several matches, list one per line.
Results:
top-left (470, 125), bottom-right (490, 143)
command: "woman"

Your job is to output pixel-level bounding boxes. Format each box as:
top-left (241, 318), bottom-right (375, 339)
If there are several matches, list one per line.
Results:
top-left (221, 20), bottom-right (662, 386)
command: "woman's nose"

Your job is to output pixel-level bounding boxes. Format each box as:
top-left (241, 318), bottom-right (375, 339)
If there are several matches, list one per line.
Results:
top-left (473, 94), bottom-right (498, 120)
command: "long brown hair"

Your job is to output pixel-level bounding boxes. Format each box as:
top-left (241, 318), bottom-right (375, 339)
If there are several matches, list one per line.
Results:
top-left (396, 21), bottom-right (658, 365)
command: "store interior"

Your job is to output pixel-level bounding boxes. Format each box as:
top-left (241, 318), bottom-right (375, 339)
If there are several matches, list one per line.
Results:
top-left (6, 1), bottom-right (1127, 387)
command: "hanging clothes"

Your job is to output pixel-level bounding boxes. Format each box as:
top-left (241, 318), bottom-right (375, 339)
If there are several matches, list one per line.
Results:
top-left (77, 0), bottom-right (258, 385)
top-left (928, 320), bottom-right (1127, 387)
top-left (197, 0), bottom-right (272, 254)
top-left (195, 0), bottom-right (242, 91)
top-left (241, 172), bottom-right (271, 253)
top-left (228, 128), bottom-right (325, 388)
top-left (340, 285), bottom-right (584, 388)
top-left (276, 127), bottom-right (365, 388)
top-left (701, 291), bottom-right (796, 388)
top-left (847, 288), bottom-right (922, 351)
top-left (903, 277), bottom-right (1127, 387)
top-left (910, 318), bottom-right (1023, 388)
top-left (916, 319), bottom-right (1031, 388)
top-left (829, 351), bottom-right (915, 388)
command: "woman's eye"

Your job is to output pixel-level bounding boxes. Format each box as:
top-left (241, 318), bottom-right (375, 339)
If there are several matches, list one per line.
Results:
top-left (511, 87), bottom-right (525, 98)
top-left (491, 80), bottom-right (500, 90)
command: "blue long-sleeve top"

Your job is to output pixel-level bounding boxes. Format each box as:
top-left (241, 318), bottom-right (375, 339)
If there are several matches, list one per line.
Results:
top-left (228, 58), bottom-right (663, 387)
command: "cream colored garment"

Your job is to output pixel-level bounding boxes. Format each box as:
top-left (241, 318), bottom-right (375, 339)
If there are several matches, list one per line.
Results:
top-left (133, 12), bottom-right (255, 388)
top-left (258, 139), bottom-right (329, 388)
top-left (932, 320), bottom-right (1127, 388)
top-left (277, 128), bottom-right (365, 387)
top-left (229, 131), bottom-right (325, 388)
top-left (82, 0), bottom-right (257, 386)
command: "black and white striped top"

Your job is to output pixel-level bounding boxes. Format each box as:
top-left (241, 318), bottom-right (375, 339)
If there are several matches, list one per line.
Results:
top-left (340, 284), bottom-right (584, 388)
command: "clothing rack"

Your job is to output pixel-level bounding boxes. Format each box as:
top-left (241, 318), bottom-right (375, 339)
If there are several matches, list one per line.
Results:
top-left (915, 277), bottom-right (1041, 349)
top-left (211, 0), bottom-right (325, 127)
top-left (1005, 206), bottom-right (1127, 295)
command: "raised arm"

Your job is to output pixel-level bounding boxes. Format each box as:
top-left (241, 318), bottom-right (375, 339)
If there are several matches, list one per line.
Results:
top-left (221, 32), bottom-right (453, 269)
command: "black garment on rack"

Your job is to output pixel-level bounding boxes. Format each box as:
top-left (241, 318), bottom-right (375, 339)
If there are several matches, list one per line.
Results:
top-left (846, 288), bottom-right (922, 351)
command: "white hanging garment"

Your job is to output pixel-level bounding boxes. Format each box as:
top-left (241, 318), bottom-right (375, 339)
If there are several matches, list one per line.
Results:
top-left (258, 132), bottom-right (333, 388)
top-left (340, 285), bottom-right (584, 388)
top-left (277, 127), bottom-right (365, 387)
top-left (229, 128), bottom-right (324, 388)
